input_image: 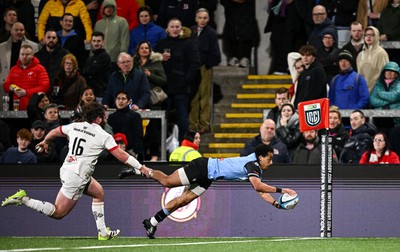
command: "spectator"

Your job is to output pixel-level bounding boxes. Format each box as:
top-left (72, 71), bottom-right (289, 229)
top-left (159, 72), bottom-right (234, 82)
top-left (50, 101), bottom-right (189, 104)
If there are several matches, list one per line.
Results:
top-left (128, 6), bottom-right (166, 55)
top-left (37, 0), bottom-right (93, 43)
top-left (266, 87), bottom-right (289, 124)
top-left (329, 50), bottom-right (369, 109)
top-left (221, 0), bottom-right (259, 68)
top-left (293, 45), bottom-right (327, 108)
top-left (156, 0), bottom-right (198, 28)
top-left (0, 128), bottom-right (36, 164)
top-left (103, 52), bottom-right (151, 109)
top-left (327, 106), bottom-right (349, 158)
top-left (199, 0), bottom-right (218, 30)
top-left (359, 132), bottom-right (400, 164)
top-left (57, 13), bottom-right (87, 70)
top-left (287, 53), bottom-right (304, 103)
top-left (378, 0), bottom-right (400, 41)
top-left (275, 103), bottom-right (302, 159)
top-left (357, 0), bottom-right (389, 28)
top-left (293, 130), bottom-right (321, 164)
top-left (319, 0), bottom-right (358, 26)
top-left (84, 0), bottom-right (100, 28)
top-left (35, 29), bottom-right (69, 86)
top-left (43, 103), bottom-right (65, 156)
top-left (0, 22), bottom-right (38, 99)
top-left (70, 86), bottom-right (96, 123)
top-left (370, 61), bottom-right (400, 130)
top-left (241, 119), bottom-right (290, 164)
top-left (28, 120), bottom-right (58, 163)
top-left (342, 22), bottom-right (364, 71)
top-left (155, 18), bottom-right (201, 142)
top-left (27, 93), bottom-right (50, 126)
top-left (96, 0), bottom-right (139, 31)
top-left (339, 109), bottom-right (377, 164)
top-left (107, 91), bottom-right (144, 162)
top-left (189, 8), bottom-right (221, 133)
top-left (169, 130), bottom-right (202, 162)
top-left (81, 31), bottom-right (111, 100)
top-left (133, 41), bottom-right (167, 161)
top-left (94, 0), bottom-right (129, 66)
top-left (3, 44), bottom-right (49, 111)
top-left (357, 26), bottom-right (389, 92)
top-left (52, 53), bottom-right (87, 109)
top-left (308, 5), bottom-right (337, 50)
top-left (0, 7), bottom-right (18, 43)
top-left (0, 119), bottom-right (12, 154)
top-left (316, 30), bottom-right (339, 84)
top-left (7, 0), bottom-right (36, 42)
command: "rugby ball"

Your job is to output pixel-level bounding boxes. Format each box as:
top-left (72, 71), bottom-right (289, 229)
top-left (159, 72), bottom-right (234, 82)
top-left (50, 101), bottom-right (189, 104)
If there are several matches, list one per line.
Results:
top-left (278, 193), bottom-right (299, 210)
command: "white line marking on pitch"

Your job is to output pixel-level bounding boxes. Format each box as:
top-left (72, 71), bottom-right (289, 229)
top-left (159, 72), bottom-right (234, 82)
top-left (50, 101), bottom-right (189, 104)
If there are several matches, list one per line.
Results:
top-left (0, 237), bottom-right (321, 251)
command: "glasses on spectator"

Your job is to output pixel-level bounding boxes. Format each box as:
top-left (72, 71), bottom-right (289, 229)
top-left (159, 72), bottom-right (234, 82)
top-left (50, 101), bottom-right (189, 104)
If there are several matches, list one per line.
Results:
top-left (313, 13), bottom-right (326, 16)
top-left (365, 33), bottom-right (375, 37)
top-left (119, 60), bottom-right (132, 65)
top-left (373, 139), bottom-right (385, 142)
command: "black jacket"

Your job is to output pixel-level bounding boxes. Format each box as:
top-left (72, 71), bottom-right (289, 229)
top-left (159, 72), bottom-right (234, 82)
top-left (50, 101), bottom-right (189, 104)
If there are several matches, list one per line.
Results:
top-left (82, 48), bottom-right (111, 97)
top-left (190, 25), bottom-right (221, 68)
top-left (35, 46), bottom-right (69, 85)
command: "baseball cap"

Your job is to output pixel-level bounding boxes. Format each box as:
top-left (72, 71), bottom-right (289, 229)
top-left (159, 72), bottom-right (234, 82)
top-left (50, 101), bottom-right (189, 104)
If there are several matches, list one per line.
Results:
top-left (114, 133), bottom-right (128, 146)
top-left (31, 120), bottom-right (46, 130)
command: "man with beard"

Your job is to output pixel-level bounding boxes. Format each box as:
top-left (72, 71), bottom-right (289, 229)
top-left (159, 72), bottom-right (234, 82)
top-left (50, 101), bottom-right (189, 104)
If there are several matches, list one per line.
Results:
top-left (35, 29), bottom-right (69, 86)
top-left (342, 22), bottom-right (364, 71)
top-left (1, 102), bottom-right (148, 240)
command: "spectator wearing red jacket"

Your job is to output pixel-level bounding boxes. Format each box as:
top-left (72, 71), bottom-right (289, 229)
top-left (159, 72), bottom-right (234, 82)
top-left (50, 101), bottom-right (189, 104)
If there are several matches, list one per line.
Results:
top-left (359, 132), bottom-right (400, 164)
top-left (3, 44), bottom-right (50, 110)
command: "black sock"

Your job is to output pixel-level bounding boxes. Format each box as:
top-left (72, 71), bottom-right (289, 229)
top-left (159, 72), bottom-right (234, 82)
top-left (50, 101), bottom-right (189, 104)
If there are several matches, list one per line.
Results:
top-left (154, 209), bottom-right (168, 223)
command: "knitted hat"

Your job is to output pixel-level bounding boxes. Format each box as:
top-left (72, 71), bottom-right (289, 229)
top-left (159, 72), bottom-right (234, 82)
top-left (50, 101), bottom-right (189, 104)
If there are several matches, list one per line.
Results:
top-left (338, 50), bottom-right (353, 63)
top-left (114, 133), bottom-right (128, 146)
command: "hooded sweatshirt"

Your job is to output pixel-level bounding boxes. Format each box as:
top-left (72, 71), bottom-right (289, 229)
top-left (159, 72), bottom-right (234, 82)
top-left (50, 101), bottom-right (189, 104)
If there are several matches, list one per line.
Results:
top-left (356, 26), bottom-right (389, 92)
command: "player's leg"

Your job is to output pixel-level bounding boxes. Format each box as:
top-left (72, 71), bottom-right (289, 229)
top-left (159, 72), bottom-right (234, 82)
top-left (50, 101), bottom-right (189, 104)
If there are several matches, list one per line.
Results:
top-left (84, 177), bottom-right (120, 240)
top-left (1, 188), bottom-right (77, 219)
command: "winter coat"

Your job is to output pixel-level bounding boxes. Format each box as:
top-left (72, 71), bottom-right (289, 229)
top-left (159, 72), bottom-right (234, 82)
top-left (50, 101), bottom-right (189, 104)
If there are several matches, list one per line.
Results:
top-left (3, 57), bottom-right (50, 110)
top-left (378, 4), bottom-right (400, 41)
top-left (276, 112), bottom-right (302, 158)
top-left (82, 48), bottom-right (111, 97)
top-left (339, 123), bottom-right (377, 164)
top-left (56, 30), bottom-right (87, 70)
top-left (190, 25), bottom-right (221, 68)
top-left (128, 22), bottom-right (167, 55)
top-left (308, 17), bottom-right (337, 50)
top-left (370, 71), bottom-right (400, 110)
top-left (329, 68), bottom-right (369, 109)
top-left (359, 149), bottom-right (400, 164)
top-left (241, 135), bottom-right (291, 164)
top-left (356, 26), bottom-right (389, 92)
top-left (37, 0), bottom-right (93, 42)
top-left (293, 60), bottom-right (327, 108)
top-left (103, 67), bottom-right (151, 108)
top-left (35, 45), bottom-right (69, 85)
top-left (94, 0), bottom-right (130, 62)
top-left (328, 123), bottom-right (349, 157)
top-left (52, 70), bottom-right (87, 110)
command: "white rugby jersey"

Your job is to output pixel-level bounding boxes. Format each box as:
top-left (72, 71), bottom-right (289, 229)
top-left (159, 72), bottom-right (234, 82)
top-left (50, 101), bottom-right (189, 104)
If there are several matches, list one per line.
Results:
top-left (59, 122), bottom-right (118, 177)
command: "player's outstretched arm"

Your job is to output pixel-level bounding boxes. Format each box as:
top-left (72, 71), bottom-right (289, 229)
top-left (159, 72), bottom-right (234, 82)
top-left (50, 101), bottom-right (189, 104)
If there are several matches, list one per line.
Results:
top-left (36, 126), bottom-right (65, 153)
top-left (111, 147), bottom-right (145, 174)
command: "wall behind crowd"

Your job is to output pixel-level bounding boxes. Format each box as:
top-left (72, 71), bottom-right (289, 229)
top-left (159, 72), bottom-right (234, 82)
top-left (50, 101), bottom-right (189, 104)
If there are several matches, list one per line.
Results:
top-left (214, 2), bottom-right (270, 74)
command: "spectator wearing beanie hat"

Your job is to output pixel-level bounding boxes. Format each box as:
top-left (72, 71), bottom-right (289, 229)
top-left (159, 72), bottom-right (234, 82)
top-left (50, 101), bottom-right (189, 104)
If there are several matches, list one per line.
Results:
top-left (0, 128), bottom-right (37, 164)
top-left (169, 130), bottom-right (202, 162)
top-left (316, 29), bottom-right (340, 84)
top-left (329, 50), bottom-right (369, 109)
top-left (114, 133), bottom-right (128, 150)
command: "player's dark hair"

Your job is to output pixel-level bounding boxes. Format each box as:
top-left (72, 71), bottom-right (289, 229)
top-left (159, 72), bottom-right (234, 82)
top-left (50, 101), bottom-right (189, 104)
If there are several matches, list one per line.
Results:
top-left (81, 102), bottom-right (105, 123)
top-left (255, 144), bottom-right (273, 158)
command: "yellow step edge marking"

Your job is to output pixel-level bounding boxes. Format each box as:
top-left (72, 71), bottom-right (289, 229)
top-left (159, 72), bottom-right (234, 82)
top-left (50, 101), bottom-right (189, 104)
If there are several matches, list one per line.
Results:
top-left (248, 75), bottom-right (291, 80)
top-left (209, 143), bottom-right (245, 148)
top-left (220, 123), bottom-right (261, 128)
top-left (237, 94), bottom-right (275, 99)
top-left (203, 153), bottom-right (240, 158)
top-left (225, 113), bottom-right (263, 118)
top-left (231, 103), bottom-right (276, 108)
top-left (242, 84), bottom-right (292, 89)
top-left (214, 133), bottom-right (259, 138)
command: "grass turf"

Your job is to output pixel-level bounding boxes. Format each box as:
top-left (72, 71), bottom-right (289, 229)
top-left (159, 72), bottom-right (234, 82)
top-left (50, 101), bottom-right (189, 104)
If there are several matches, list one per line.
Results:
top-left (0, 237), bottom-right (400, 252)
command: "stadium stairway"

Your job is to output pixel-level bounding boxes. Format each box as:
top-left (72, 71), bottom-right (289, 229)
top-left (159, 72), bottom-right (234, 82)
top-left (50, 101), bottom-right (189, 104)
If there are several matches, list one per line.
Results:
top-left (199, 66), bottom-right (292, 158)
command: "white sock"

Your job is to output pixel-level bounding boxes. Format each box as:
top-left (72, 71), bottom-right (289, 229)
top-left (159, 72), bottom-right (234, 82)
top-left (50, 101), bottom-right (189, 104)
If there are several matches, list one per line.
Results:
top-left (92, 202), bottom-right (107, 236)
top-left (23, 197), bottom-right (55, 216)
top-left (150, 217), bottom-right (159, 226)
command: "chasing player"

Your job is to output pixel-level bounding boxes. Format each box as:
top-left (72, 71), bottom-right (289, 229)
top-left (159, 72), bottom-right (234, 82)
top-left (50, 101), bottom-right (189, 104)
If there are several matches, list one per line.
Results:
top-left (1, 102), bottom-right (147, 240)
top-left (139, 144), bottom-right (297, 238)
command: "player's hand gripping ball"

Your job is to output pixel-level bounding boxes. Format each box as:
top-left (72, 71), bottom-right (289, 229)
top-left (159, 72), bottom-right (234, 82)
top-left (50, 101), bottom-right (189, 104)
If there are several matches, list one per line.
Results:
top-left (278, 193), bottom-right (299, 210)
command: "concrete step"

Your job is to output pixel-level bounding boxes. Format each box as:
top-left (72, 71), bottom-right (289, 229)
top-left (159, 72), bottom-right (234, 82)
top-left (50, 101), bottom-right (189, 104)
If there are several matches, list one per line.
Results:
top-left (247, 74), bottom-right (292, 80)
top-left (236, 93), bottom-right (275, 99)
top-left (242, 84), bottom-right (292, 89)
top-left (225, 113), bottom-right (263, 119)
top-left (231, 103), bottom-right (276, 108)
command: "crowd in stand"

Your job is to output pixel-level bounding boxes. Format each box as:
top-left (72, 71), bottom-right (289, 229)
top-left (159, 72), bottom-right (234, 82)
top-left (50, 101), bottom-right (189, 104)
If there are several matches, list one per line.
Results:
top-left (0, 0), bottom-right (400, 166)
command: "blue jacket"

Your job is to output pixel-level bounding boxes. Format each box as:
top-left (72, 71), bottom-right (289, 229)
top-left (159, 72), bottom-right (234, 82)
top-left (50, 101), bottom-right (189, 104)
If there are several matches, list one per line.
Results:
top-left (128, 22), bottom-right (167, 55)
top-left (329, 68), bottom-right (369, 109)
top-left (103, 68), bottom-right (151, 108)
